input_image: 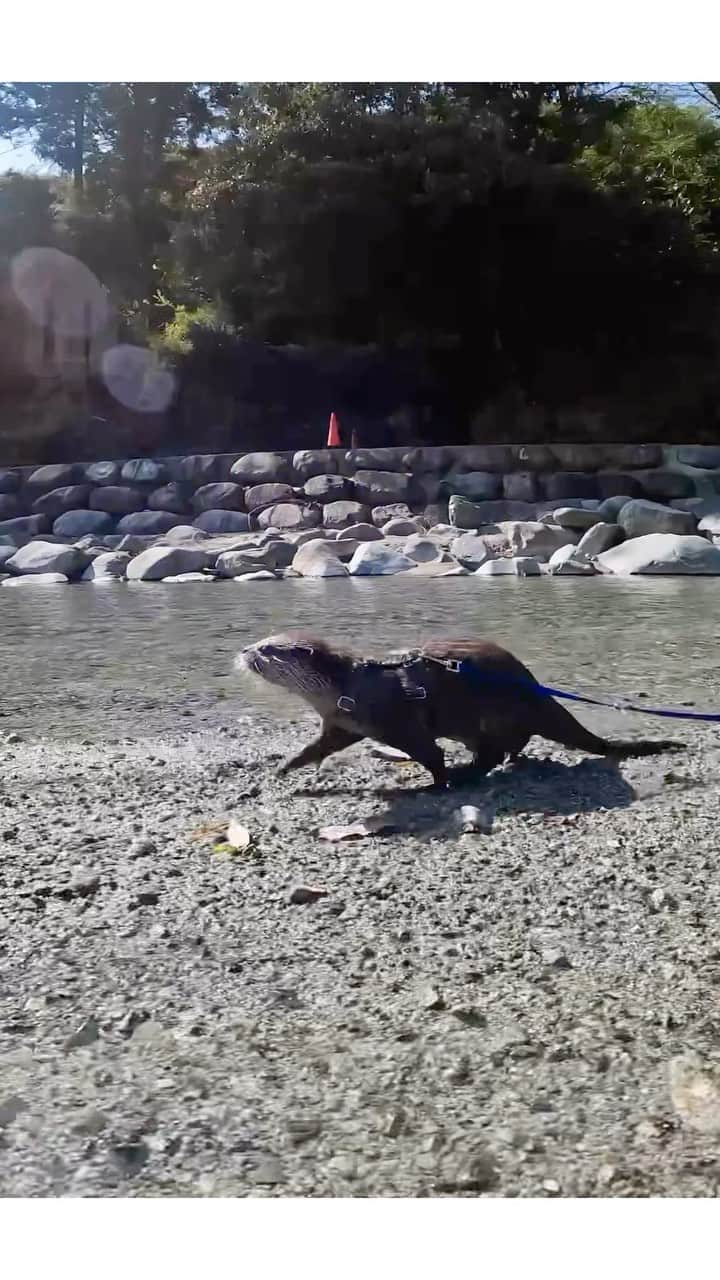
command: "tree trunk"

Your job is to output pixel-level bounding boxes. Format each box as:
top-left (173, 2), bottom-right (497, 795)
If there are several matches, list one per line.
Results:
top-left (73, 86), bottom-right (85, 190)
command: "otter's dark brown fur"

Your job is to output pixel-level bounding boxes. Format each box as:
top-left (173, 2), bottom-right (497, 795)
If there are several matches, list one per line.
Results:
top-left (237, 631), bottom-right (682, 789)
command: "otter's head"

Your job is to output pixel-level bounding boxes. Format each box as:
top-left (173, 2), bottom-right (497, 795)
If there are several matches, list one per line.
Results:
top-left (235, 631), bottom-right (349, 706)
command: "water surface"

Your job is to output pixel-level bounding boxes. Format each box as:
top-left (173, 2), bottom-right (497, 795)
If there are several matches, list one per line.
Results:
top-left (1, 577), bottom-right (717, 740)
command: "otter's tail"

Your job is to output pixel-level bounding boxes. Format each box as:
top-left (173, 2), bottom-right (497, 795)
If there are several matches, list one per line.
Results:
top-left (537, 697), bottom-right (683, 758)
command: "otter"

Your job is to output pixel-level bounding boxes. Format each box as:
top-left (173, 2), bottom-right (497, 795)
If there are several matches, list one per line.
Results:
top-left (236, 631), bottom-right (682, 789)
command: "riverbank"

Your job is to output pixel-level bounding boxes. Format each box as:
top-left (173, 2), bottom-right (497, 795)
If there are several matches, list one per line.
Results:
top-left (2, 581), bottom-right (720, 1196)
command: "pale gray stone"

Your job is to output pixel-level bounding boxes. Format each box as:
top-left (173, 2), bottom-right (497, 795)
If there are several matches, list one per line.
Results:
top-left (596, 533), bottom-right (720, 575)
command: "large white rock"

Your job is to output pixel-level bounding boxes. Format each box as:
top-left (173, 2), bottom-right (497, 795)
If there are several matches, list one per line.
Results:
top-left (215, 543), bottom-right (294, 577)
top-left (450, 531), bottom-right (505, 569)
top-left (698, 512), bottom-right (720, 537)
top-left (81, 552), bottom-right (131, 581)
top-left (617, 500), bottom-right (696, 539)
top-left (6, 540), bottom-right (89, 578)
top-left (161, 573), bottom-right (216, 583)
top-left (474, 556), bottom-right (541, 577)
top-left (596, 533), bottom-right (720, 576)
top-left (292, 540), bottom-right (348, 578)
top-left (2, 572), bottom-right (69, 586)
top-left (498, 521), bottom-right (578, 557)
top-left (256, 503), bottom-right (321, 532)
top-left (126, 547), bottom-right (212, 581)
top-left (475, 558), bottom-right (517, 576)
top-left (402, 535), bottom-right (444, 564)
top-left (348, 542), bottom-right (415, 576)
top-left (547, 545), bottom-right (596, 575)
top-left (406, 561), bottom-right (470, 577)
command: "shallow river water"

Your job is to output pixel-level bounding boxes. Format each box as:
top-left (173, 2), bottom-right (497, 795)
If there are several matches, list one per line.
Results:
top-left (1, 576), bottom-right (719, 741)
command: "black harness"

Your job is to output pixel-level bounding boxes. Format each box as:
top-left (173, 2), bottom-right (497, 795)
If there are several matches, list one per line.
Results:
top-left (334, 650), bottom-right (720, 726)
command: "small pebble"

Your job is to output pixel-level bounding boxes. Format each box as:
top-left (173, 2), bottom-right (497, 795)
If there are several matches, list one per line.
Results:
top-left (64, 1017), bottom-right (100, 1051)
top-left (249, 1155), bottom-right (285, 1185)
top-left (289, 885), bottom-right (328, 905)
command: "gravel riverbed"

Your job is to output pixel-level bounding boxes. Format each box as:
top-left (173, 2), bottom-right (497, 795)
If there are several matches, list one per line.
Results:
top-left (2, 578), bottom-right (720, 1197)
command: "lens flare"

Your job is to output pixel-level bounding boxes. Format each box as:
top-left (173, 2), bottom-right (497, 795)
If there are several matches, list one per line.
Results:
top-left (101, 344), bottom-right (175, 413)
top-left (10, 246), bottom-right (110, 337)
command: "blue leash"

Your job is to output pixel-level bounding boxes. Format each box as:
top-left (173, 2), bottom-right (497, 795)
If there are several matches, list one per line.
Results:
top-left (427, 657), bottom-right (720, 724)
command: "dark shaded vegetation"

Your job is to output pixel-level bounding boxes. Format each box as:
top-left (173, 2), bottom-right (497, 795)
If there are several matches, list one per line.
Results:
top-left (2, 82), bottom-right (720, 461)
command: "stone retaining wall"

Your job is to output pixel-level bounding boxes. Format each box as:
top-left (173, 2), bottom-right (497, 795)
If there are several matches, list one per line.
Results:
top-left (1, 443), bottom-right (720, 544)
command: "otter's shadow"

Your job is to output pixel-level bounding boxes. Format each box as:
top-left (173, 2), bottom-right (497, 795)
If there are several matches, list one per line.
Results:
top-left (299, 756), bottom-right (637, 834)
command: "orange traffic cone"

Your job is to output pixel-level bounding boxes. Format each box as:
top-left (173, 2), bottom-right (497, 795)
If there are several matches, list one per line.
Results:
top-left (327, 412), bottom-right (342, 447)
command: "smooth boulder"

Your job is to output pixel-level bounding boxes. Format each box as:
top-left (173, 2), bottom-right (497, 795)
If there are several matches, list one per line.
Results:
top-left (53, 510), bottom-right (114, 539)
top-left (547, 545), bottom-right (596, 575)
top-left (382, 518), bottom-right (420, 537)
top-left (256, 503), bottom-right (320, 532)
top-left (126, 547), bottom-right (212, 581)
top-left (303, 474), bottom-right (350, 501)
top-left (448, 496), bottom-right (535, 528)
top-left (0, 494), bottom-right (19, 521)
top-left (90, 486), bottom-right (145, 515)
top-left (121, 459), bottom-right (167, 486)
top-left (698, 513), bottom-right (720, 536)
top-left (336, 523), bottom-right (383, 542)
top-left (25, 464), bottom-right (80, 494)
top-left (215, 543), bottom-right (295, 577)
top-left (402, 535), bottom-right (444, 564)
top-left (192, 482), bottom-right (245, 513)
top-left (230, 452), bottom-right (291, 485)
top-left (450, 531), bottom-right (505, 570)
top-left (292, 540), bottom-right (349, 578)
top-left (348, 542), bottom-right (415, 576)
top-left (116, 511), bottom-right (184, 535)
top-left (84, 461), bottom-right (121, 487)
top-left (618, 499), bottom-right (696, 539)
top-left (322, 500), bottom-right (370, 530)
top-left (244, 483), bottom-right (294, 511)
top-left (148, 483), bottom-right (189, 513)
top-left (33, 485), bottom-right (91, 518)
top-left (292, 450), bottom-right (339, 481)
top-left (193, 510), bottom-right (250, 534)
top-left (442, 471), bottom-right (501, 502)
top-left (3, 572), bottom-right (69, 586)
top-left (0, 516), bottom-right (50, 542)
top-left (552, 507), bottom-right (599, 531)
top-left (499, 521), bottom-right (577, 558)
top-left (82, 552), bottom-right (131, 581)
top-left (576, 522), bottom-right (624, 558)
top-left (7, 540), bottom-right (90, 578)
top-left (596, 533), bottom-right (720, 576)
top-left (352, 470), bottom-right (414, 506)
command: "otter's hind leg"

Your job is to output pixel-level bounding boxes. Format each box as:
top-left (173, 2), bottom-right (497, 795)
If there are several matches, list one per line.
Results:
top-left (277, 723), bottom-right (362, 776)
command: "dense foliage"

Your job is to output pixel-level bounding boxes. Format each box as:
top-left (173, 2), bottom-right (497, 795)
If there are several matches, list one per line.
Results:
top-left (2, 81), bottom-right (720, 453)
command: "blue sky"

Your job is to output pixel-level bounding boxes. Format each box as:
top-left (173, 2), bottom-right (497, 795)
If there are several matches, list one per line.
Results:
top-left (0, 134), bottom-right (55, 174)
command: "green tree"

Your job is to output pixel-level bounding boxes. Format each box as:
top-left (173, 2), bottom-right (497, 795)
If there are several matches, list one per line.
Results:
top-left (575, 96), bottom-right (720, 237)
top-left (0, 83), bottom-right (107, 189)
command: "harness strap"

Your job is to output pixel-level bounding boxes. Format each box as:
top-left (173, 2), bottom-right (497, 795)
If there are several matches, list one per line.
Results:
top-left (420, 655), bottom-right (720, 724)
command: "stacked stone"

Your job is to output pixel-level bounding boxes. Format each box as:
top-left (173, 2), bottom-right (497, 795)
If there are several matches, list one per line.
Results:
top-left (2, 443), bottom-right (720, 582)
